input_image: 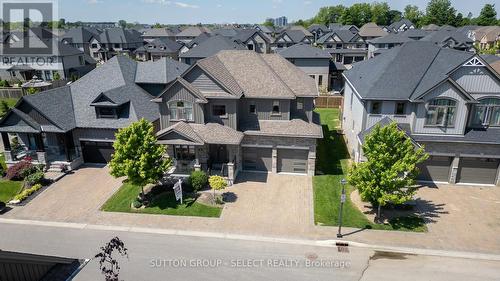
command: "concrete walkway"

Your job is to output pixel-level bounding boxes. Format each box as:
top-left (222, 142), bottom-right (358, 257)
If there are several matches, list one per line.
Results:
top-left (4, 167), bottom-right (500, 255)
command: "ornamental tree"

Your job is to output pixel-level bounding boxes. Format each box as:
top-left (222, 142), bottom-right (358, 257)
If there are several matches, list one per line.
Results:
top-left (347, 122), bottom-right (428, 221)
top-left (110, 119), bottom-right (171, 195)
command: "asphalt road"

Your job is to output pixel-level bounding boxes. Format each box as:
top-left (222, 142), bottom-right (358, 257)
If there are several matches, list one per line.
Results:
top-left (0, 223), bottom-right (499, 281)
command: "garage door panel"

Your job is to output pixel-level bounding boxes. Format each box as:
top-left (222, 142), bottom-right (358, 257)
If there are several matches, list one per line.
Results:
top-left (81, 141), bottom-right (114, 164)
top-left (242, 147), bottom-right (272, 172)
top-left (278, 149), bottom-right (308, 174)
top-left (417, 156), bottom-right (452, 182)
top-left (458, 158), bottom-right (499, 185)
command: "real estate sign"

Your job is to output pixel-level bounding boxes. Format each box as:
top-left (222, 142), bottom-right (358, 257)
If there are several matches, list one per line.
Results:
top-left (173, 179), bottom-right (183, 204)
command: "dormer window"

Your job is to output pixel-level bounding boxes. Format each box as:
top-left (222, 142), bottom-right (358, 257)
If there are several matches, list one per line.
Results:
top-left (425, 98), bottom-right (456, 126)
top-left (96, 107), bottom-right (118, 119)
top-left (169, 101), bottom-right (193, 121)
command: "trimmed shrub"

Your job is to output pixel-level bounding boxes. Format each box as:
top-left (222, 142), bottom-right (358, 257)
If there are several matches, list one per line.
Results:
top-left (209, 175), bottom-right (227, 191)
top-left (14, 183), bottom-right (43, 202)
top-left (24, 171), bottom-right (44, 186)
top-left (5, 161), bottom-right (33, 180)
top-left (187, 170), bottom-right (208, 192)
top-left (132, 199), bottom-right (142, 208)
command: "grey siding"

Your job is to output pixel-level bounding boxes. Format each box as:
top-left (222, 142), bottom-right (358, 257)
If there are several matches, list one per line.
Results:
top-left (159, 82), bottom-right (205, 129)
top-left (342, 84), bottom-right (366, 160)
top-left (451, 66), bottom-right (500, 94)
top-left (238, 98), bottom-right (290, 124)
top-left (290, 97), bottom-right (314, 122)
top-left (365, 101), bottom-right (413, 129)
top-left (205, 99), bottom-right (237, 129)
top-left (413, 82), bottom-right (468, 135)
top-left (183, 66), bottom-right (229, 94)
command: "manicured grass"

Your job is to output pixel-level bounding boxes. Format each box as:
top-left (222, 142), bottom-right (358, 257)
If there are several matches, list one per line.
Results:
top-left (0, 179), bottom-right (23, 203)
top-left (313, 108), bottom-right (427, 232)
top-left (101, 182), bottom-right (222, 217)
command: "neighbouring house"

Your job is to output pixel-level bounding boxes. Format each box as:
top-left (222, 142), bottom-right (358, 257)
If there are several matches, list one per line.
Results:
top-left (358, 22), bottom-right (388, 40)
top-left (422, 24), bottom-right (441, 31)
top-left (231, 29), bottom-right (271, 53)
top-left (421, 27), bottom-right (474, 51)
top-left (61, 26), bottom-right (102, 56)
top-left (0, 36), bottom-right (96, 81)
top-left (253, 24), bottom-right (276, 39)
top-left (134, 38), bottom-right (182, 61)
top-left (89, 27), bottom-right (144, 62)
top-left (175, 26), bottom-right (212, 44)
top-left (0, 55), bottom-right (187, 170)
top-left (317, 29), bottom-right (367, 65)
top-left (384, 19), bottom-right (415, 33)
top-left (179, 32), bottom-right (212, 54)
top-left (308, 24), bottom-right (330, 42)
top-left (155, 50), bottom-right (322, 180)
top-left (400, 29), bottom-right (430, 40)
top-left (342, 41), bottom-right (500, 186)
top-left (141, 27), bottom-right (178, 42)
top-left (367, 33), bottom-right (413, 58)
top-left (179, 35), bottom-right (246, 65)
top-left (271, 29), bottom-right (313, 51)
top-left (482, 54), bottom-right (500, 74)
top-left (328, 23), bottom-right (360, 34)
top-left (278, 43), bottom-right (331, 91)
top-left (470, 26), bottom-right (500, 51)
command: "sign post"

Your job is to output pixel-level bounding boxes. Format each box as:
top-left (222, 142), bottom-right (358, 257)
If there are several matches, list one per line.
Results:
top-left (337, 178), bottom-right (347, 238)
top-left (173, 179), bottom-right (183, 205)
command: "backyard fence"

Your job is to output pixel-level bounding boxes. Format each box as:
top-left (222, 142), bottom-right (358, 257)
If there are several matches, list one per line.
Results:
top-left (0, 79), bottom-right (70, 99)
top-left (315, 95), bottom-right (343, 108)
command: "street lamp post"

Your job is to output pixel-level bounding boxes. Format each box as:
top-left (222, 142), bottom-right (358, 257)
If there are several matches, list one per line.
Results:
top-left (337, 178), bottom-right (347, 238)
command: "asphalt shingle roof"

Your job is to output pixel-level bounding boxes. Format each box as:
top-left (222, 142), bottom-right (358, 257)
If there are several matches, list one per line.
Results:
top-left (134, 38), bottom-right (182, 54)
top-left (277, 43), bottom-right (332, 59)
top-left (157, 121), bottom-right (244, 145)
top-left (344, 41), bottom-right (473, 100)
top-left (98, 28), bottom-right (143, 44)
top-left (358, 22), bottom-right (388, 38)
top-left (62, 27), bottom-right (100, 44)
top-left (240, 118), bottom-right (323, 138)
top-left (317, 30), bottom-right (358, 44)
top-left (180, 35), bottom-right (246, 58)
top-left (135, 58), bottom-right (189, 84)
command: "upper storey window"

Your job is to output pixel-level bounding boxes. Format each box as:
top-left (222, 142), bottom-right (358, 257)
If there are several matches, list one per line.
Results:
top-left (169, 101), bottom-right (193, 121)
top-left (425, 98), bottom-right (456, 126)
top-left (472, 98), bottom-right (500, 126)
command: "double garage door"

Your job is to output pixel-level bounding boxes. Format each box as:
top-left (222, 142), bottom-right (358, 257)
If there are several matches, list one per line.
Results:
top-left (418, 156), bottom-right (499, 185)
top-left (81, 141), bottom-right (114, 164)
top-left (242, 147), bottom-right (308, 174)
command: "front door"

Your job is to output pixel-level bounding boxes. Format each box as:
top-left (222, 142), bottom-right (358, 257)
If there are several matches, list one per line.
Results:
top-left (209, 144), bottom-right (228, 164)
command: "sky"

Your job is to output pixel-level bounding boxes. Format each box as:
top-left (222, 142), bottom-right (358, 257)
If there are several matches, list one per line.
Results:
top-left (53, 0), bottom-right (496, 24)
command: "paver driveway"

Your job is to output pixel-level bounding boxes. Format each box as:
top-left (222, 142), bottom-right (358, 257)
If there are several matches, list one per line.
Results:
top-left (5, 165), bottom-right (123, 221)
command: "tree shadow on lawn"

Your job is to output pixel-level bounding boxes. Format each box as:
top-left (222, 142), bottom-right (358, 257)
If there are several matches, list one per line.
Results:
top-left (316, 124), bottom-right (349, 176)
top-left (147, 192), bottom-right (197, 210)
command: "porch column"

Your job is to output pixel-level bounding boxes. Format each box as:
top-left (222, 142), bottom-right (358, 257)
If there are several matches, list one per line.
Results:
top-left (449, 155), bottom-right (460, 184)
top-left (1, 132), bottom-right (14, 163)
top-left (227, 162), bottom-right (235, 185)
top-left (35, 134), bottom-right (47, 165)
top-left (271, 147), bottom-right (277, 173)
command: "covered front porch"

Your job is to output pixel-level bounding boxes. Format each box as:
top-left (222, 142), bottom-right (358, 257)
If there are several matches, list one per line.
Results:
top-left (156, 122), bottom-right (244, 183)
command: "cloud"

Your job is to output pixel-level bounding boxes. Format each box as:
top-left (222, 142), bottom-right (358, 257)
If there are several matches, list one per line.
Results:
top-left (87, 0), bottom-right (102, 4)
top-left (216, 3), bottom-right (222, 8)
top-left (143, 0), bottom-right (171, 4)
top-left (174, 2), bottom-right (199, 8)
top-left (304, 0), bottom-right (312, 5)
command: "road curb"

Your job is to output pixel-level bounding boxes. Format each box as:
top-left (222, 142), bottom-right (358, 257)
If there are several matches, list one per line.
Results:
top-left (1, 217), bottom-right (499, 261)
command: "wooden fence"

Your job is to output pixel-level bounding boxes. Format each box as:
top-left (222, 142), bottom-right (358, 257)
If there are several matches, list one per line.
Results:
top-left (315, 95), bottom-right (343, 108)
top-left (0, 79), bottom-right (70, 99)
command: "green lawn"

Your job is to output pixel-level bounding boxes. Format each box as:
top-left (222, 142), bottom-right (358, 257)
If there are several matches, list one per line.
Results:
top-left (0, 152), bottom-right (23, 203)
top-left (101, 182), bottom-right (222, 217)
top-left (313, 108), bottom-right (426, 232)
top-left (0, 179), bottom-right (23, 203)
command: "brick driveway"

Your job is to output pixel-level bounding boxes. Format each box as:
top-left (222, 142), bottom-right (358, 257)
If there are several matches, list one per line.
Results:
top-left (4, 165), bottom-right (123, 221)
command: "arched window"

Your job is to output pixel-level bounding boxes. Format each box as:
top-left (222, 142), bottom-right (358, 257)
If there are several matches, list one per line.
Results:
top-left (425, 98), bottom-right (457, 126)
top-left (169, 101), bottom-right (193, 121)
top-left (472, 98), bottom-right (500, 126)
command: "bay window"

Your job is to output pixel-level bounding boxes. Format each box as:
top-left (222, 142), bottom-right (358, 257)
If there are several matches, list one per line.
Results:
top-left (472, 98), bottom-right (500, 126)
top-left (169, 101), bottom-right (193, 121)
top-left (425, 98), bottom-right (456, 126)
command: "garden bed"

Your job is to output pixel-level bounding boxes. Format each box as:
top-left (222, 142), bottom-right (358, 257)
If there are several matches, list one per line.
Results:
top-left (101, 182), bottom-right (222, 218)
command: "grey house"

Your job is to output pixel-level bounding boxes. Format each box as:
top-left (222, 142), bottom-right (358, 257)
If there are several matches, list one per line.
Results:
top-left (134, 38), bottom-right (182, 61)
top-left (367, 33), bottom-right (413, 58)
top-left (179, 35), bottom-right (246, 65)
top-left (271, 29), bottom-right (313, 51)
top-left (61, 26), bottom-right (101, 56)
top-left (89, 28), bottom-right (144, 62)
top-left (342, 41), bottom-right (500, 186)
top-left (155, 50), bottom-right (322, 180)
top-left (317, 30), bottom-right (367, 65)
top-left (278, 43), bottom-right (331, 90)
top-left (384, 19), bottom-right (415, 33)
top-left (0, 55), bottom-right (188, 170)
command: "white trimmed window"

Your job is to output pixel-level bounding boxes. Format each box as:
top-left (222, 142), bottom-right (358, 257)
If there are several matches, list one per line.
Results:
top-left (425, 98), bottom-right (456, 126)
top-left (472, 98), bottom-right (500, 126)
top-left (169, 101), bottom-right (193, 121)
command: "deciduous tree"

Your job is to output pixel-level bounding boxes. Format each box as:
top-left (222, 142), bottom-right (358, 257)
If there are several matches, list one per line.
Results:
top-left (347, 122), bottom-right (428, 221)
top-left (423, 0), bottom-right (457, 26)
top-left (110, 119), bottom-right (171, 195)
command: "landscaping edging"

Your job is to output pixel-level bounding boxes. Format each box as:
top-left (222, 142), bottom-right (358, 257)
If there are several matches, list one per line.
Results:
top-left (7, 184), bottom-right (51, 207)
